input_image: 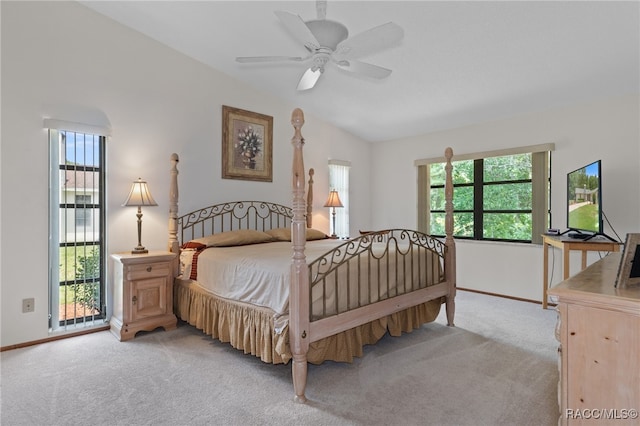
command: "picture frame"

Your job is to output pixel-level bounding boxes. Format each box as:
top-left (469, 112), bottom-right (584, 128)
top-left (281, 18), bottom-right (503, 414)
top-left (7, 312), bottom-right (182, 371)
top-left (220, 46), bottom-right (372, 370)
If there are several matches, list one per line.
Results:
top-left (615, 233), bottom-right (640, 288)
top-left (222, 105), bottom-right (273, 182)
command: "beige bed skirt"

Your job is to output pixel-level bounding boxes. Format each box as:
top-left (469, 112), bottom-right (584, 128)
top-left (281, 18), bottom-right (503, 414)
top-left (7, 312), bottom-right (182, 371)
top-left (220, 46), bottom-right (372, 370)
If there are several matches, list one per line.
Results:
top-left (174, 279), bottom-right (443, 365)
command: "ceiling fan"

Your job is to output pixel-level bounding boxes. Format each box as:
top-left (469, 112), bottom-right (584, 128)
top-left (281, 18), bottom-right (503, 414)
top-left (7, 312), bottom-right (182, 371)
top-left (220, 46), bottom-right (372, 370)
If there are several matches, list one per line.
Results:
top-left (235, 1), bottom-right (404, 91)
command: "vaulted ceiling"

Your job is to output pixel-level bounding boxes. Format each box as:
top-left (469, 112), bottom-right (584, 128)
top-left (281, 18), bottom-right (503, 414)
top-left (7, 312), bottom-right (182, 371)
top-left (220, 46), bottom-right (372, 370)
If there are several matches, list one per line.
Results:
top-left (80, 1), bottom-right (639, 142)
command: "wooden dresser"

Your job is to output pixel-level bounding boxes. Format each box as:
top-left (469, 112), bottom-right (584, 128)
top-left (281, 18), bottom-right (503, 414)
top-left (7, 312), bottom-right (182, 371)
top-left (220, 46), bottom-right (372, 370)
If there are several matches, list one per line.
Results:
top-left (549, 253), bottom-right (640, 425)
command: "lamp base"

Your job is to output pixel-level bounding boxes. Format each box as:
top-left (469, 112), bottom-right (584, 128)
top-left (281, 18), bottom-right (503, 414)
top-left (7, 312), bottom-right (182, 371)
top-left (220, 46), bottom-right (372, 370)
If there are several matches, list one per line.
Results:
top-left (131, 246), bottom-right (148, 254)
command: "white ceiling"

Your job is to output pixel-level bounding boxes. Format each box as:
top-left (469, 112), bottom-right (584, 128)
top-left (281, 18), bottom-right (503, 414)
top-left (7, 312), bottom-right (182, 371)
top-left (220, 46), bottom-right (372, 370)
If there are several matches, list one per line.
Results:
top-left (80, 1), bottom-right (639, 143)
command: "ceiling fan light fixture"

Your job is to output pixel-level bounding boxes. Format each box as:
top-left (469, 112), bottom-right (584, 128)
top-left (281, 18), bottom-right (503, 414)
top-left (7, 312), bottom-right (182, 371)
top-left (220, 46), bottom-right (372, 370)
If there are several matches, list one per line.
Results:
top-left (305, 19), bottom-right (348, 50)
top-left (297, 67), bottom-right (323, 91)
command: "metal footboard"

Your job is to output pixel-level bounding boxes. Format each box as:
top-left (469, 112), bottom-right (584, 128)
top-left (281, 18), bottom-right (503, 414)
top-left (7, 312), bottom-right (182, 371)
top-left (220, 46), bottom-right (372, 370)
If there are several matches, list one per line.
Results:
top-left (308, 229), bottom-right (447, 321)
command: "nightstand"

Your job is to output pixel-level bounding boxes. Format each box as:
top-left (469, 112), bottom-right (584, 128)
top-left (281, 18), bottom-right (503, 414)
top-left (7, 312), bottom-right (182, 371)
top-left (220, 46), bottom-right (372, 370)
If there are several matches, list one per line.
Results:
top-left (110, 251), bottom-right (178, 341)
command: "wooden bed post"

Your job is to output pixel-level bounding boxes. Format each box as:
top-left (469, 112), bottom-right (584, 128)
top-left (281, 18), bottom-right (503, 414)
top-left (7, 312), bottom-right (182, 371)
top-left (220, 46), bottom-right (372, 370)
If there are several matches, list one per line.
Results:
top-left (168, 153), bottom-right (180, 255)
top-left (289, 108), bottom-right (310, 403)
top-left (444, 147), bottom-right (456, 326)
top-left (306, 168), bottom-right (314, 228)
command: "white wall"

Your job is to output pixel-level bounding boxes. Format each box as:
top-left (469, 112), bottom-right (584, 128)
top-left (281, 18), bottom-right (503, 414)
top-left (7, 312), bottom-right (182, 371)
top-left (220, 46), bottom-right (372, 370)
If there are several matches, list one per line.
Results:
top-left (372, 95), bottom-right (640, 301)
top-left (0, 2), bottom-right (372, 347)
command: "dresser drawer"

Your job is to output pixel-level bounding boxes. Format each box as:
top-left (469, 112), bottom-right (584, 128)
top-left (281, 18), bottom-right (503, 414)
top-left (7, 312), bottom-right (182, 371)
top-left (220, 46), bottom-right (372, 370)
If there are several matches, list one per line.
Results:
top-left (126, 262), bottom-right (171, 280)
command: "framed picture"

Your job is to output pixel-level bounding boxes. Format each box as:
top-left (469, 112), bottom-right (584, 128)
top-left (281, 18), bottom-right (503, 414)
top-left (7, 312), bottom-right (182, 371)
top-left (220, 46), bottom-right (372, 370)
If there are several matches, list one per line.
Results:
top-left (222, 105), bottom-right (273, 182)
top-left (615, 233), bottom-right (640, 288)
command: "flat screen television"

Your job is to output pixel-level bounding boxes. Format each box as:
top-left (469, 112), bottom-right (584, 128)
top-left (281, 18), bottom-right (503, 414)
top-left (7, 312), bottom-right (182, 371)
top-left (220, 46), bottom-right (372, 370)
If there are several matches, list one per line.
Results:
top-left (566, 160), bottom-right (603, 239)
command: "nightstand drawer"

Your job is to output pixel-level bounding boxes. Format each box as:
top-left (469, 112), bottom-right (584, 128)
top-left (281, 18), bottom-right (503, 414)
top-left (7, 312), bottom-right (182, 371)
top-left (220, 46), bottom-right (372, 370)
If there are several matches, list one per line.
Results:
top-left (126, 262), bottom-right (171, 280)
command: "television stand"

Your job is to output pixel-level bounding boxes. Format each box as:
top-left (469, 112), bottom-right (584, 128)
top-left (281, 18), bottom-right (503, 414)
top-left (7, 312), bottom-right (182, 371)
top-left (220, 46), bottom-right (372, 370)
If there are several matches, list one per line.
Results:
top-left (541, 234), bottom-right (622, 309)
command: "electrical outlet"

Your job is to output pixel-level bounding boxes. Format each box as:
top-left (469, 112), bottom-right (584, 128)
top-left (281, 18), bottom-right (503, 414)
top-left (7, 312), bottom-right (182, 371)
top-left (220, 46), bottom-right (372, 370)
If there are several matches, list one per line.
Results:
top-left (22, 298), bottom-right (35, 313)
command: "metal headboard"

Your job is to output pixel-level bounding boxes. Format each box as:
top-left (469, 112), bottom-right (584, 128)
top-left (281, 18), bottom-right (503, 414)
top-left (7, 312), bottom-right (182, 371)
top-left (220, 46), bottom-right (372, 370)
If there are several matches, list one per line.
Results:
top-left (168, 153), bottom-right (315, 252)
top-left (177, 201), bottom-right (292, 243)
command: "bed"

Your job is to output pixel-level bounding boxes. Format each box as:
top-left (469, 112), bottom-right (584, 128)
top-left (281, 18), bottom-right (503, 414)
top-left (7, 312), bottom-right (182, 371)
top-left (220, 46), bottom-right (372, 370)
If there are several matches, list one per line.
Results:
top-left (168, 108), bottom-right (456, 402)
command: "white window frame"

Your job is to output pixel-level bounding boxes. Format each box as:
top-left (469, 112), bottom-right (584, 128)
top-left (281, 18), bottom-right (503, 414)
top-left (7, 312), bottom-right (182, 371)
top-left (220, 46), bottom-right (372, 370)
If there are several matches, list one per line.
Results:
top-left (328, 159), bottom-right (350, 238)
top-left (45, 119), bottom-right (110, 332)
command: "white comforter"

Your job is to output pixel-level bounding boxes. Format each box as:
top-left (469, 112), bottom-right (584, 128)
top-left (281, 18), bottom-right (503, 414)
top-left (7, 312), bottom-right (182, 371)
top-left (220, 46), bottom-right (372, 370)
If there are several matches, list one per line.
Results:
top-left (181, 240), bottom-right (343, 315)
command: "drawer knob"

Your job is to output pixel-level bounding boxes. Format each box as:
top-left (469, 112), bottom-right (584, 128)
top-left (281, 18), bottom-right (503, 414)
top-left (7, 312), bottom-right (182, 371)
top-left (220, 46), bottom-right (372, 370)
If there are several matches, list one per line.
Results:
top-left (146, 266), bottom-right (152, 272)
top-left (132, 295), bottom-right (137, 305)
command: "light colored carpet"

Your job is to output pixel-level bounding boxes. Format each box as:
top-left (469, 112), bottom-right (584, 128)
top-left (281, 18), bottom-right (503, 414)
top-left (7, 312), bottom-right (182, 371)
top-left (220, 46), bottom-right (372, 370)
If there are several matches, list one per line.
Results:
top-left (1, 290), bottom-right (559, 425)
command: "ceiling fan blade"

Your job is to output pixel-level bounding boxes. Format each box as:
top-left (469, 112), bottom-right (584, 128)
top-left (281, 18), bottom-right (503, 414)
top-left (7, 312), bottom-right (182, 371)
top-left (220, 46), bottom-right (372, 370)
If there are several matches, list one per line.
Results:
top-left (274, 10), bottom-right (320, 52)
top-left (297, 67), bottom-right (323, 91)
top-left (236, 56), bottom-right (305, 63)
top-left (334, 22), bottom-right (404, 60)
top-left (335, 60), bottom-right (392, 79)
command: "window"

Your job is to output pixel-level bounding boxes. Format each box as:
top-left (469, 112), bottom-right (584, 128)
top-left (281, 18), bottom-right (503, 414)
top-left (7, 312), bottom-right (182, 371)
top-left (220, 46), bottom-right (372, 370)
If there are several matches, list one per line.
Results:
top-left (75, 195), bottom-right (93, 227)
top-left (47, 119), bottom-right (107, 330)
top-left (417, 144), bottom-right (553, 244)
top-left (328, 160), bottom-right (350, 238)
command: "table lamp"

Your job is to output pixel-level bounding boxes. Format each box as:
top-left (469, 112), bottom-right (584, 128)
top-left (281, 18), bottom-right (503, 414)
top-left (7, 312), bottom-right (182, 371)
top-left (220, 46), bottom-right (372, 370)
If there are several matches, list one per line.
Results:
top-left (123, 178), bottom-right (157, 254)
top-left (324, 189), bottom-right (343, 238)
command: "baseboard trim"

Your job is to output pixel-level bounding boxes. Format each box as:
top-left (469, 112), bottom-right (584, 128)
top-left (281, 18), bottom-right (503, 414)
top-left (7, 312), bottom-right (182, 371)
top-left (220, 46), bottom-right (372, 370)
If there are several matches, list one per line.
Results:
top-left (0, 324), bottom-right (110, 352)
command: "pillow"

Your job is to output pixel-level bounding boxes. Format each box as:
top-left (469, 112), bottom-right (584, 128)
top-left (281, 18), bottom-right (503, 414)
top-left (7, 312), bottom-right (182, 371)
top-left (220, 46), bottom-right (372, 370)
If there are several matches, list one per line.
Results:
top-left (179, 241), bottom-right (206, 278)
top-left (265, 228), bottom-right (291, 241)
top-left (191, 229), bottom-right (274, 247)
top-left (181, 241), bottom-right (206, 250)
top-left (178, 249), bottom-right (195, 278)
top-left (266, 227), bottom-right (328, 241)
top-left (306, 228), bottom-right (329, 240)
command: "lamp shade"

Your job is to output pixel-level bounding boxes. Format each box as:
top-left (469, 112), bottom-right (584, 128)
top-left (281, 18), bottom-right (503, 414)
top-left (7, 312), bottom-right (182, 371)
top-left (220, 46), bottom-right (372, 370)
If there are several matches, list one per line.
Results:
top-left (122, 178), bottom-right (158, 207)
top-left (323, 190), bottom-right (343, 208)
